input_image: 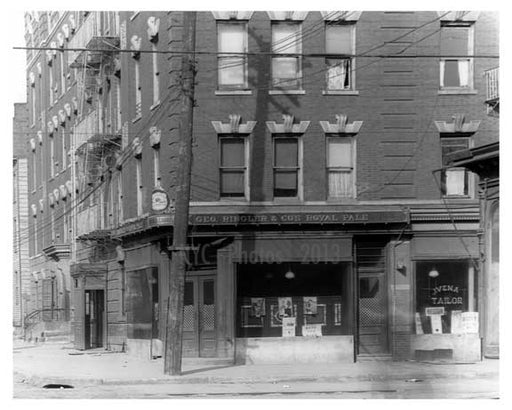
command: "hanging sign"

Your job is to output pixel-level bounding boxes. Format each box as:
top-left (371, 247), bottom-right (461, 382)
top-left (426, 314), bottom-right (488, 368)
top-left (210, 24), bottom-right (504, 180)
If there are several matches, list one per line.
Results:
top-left (303, 296), bottom-right (318, 315)
top-left (151, 188), bottom-right (169, 213)
top-left (282, 317), bottom-right (296, 337)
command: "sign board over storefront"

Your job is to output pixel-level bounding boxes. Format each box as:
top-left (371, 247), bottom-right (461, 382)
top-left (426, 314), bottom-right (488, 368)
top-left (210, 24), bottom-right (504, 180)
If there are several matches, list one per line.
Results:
top-left (190, 210), bottom-right (408, 226)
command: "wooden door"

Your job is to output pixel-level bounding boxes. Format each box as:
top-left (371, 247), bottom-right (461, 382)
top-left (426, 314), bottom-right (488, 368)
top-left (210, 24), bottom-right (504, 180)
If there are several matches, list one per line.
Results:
top-left (85, 290), bottom-right (104, 349)
top-left (182, 275), bottom-right (217, 357)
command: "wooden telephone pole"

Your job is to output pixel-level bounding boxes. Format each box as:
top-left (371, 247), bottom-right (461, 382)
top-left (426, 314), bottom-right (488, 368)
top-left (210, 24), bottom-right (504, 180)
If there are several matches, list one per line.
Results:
top-left (164, 11), bottom-right (197, 376)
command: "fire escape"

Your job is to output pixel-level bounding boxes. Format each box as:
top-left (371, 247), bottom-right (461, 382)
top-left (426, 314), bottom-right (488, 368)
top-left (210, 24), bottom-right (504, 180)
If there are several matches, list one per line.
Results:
top-left (68, 12), bottom-right (121, 258)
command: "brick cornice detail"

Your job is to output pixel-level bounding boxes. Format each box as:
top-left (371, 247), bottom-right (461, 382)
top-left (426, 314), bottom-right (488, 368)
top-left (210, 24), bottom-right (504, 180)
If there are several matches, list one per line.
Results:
top-left (319, 114), bottom-right (363, 134)
top-left (211, 115), bottom-right (257, 134)
top-left (434, 114), bottom-right (481, 134)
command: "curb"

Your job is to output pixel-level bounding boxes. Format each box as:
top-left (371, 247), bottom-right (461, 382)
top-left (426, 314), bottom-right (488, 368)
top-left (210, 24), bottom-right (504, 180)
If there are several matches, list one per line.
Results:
top-left (14, 368), bottom-right (499, 389)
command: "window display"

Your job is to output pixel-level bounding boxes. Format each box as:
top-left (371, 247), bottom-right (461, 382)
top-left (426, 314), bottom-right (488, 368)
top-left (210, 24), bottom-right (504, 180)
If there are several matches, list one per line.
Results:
top-left (415, 260), bottom-right (477, 334)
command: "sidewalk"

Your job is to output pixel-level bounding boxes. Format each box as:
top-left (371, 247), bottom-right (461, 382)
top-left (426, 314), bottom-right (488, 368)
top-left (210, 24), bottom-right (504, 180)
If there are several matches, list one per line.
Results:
top-left (13, 342), bottom-right (500, 388)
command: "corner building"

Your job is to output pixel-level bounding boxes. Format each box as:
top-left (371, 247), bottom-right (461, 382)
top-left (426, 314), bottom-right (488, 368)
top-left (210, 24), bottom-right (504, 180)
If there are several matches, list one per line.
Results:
top-left (66, 11), bottom-right (498, 364)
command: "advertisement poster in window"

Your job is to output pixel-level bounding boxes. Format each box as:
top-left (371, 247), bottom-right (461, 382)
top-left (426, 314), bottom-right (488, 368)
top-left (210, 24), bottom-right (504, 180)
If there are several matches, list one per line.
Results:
top-left (282, 316), bottom-right (296, 337)
top-left (250, 297), bottom-right (265, 318)
top-left (303, 296), bottom-right (317, 315)
top-left (278, 297), bottom-right (293, 317)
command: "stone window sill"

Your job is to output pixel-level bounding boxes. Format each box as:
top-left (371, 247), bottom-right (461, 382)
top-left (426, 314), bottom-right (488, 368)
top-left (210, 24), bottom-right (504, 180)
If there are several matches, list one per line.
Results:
top-left (215, 90), bottom-right (253, 96)
top-left (269, 90), bottom-right (306, 95)
top-left (438, 88), bottom-right (478, 95)
top-left (322, 90), bottom-right (359, 96)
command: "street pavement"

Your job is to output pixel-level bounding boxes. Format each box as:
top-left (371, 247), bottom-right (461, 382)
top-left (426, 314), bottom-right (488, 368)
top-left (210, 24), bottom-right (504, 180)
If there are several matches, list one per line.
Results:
top-left (12, 341), bottom-right (500, 399)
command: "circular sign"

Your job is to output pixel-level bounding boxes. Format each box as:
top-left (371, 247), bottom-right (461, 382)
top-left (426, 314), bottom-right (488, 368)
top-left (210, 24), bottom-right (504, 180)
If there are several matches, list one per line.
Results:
top-left (151, 189), bottom-right (169, 212)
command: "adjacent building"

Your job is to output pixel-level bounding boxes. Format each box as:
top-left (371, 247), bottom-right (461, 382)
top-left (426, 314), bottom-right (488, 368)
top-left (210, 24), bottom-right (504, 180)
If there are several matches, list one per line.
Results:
top-left (21, 11), bottom-right (499, 364)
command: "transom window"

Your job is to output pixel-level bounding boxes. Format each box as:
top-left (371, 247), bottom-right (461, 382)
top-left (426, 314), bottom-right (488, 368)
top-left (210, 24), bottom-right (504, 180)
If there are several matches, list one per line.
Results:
top-left (217, 22), bottom-right (248, 90)
top-left (271, 22), bottom-right (302, 90)
top-left (325, 24), bottom-right (354, 90)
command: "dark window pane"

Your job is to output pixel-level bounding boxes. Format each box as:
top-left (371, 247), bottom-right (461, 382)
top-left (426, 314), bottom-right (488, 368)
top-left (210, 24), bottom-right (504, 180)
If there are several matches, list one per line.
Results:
top-left (184, 282), bottom-right (194, 306)
top-left (203, 280), bottom-right (214, 305)
top-left (359, 277), bottom-right (379, 298)
top-left (443, 60), bottom-right (461, 87)
top-left (220, 170), bottom-right (245, 196)
top-left (274, 170), bottom-right (297, 197)
top-left (220, 139), bottom-right (245, 167)
top-left (274, 138), bottom-right (298, 167)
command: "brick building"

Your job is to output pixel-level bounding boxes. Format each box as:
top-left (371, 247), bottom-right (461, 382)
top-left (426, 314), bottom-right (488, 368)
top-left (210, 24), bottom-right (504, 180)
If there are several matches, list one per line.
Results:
top-left (22, 11), bottom-right (499, 363)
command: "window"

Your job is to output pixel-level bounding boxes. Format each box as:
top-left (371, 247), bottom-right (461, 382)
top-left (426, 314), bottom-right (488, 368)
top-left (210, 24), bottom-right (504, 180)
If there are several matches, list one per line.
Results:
top-left (415, 260), bottom-right (477, 335)
top-left (60, 52), bottom-right (66, 96)
top-left (31, 86), bottom-right (36, 126)
top-left (151, 43), bottom-right (160, 105)
top-left (50, 136), bottom-right (55, 178)
top-left (325, 24), bottom-right (354, 90)
top-left (134, 60), bottom-right (142, 118)
top-left (217, 22), bottom-right (248, 90)
top-left (61, 129), bottom-right (67, 170)
top-left (440, 138), bottom-right (471, 196)
top-left (273, 137), bottom-right (300, 198)
top-left (49, 65), bottom-right (54, 106)
top-left (272, 22), bottom-right (301, 90)
top-left (136, 157), bottom-right (143, 215)
top-left (153, 146), bottom-right (160, 187)
top-left (440, 24), bottom-right (473, 89)
top-left (327, 137), bottom-right (355, 198)
top-left (219, 137), bottom-right (248, 198)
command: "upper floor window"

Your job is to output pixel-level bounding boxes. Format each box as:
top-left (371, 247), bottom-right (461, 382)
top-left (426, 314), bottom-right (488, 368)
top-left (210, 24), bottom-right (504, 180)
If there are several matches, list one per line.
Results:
top-left (441, 137), bottom-right (472, 196)
top-left (271, 22), bottom-right (302, 90)
top-left (440, 23), bottom-right (474, 90)
top-left (219, 137), bottom-right (248, 199)
top-left (217, 22), bottom-right (248, 90)
top-left (273, 136), bottom-right (301, 198)
top-left (325, 24), bottom-right (354, 91)
top-left (327, 137), bottom-right (355, 199)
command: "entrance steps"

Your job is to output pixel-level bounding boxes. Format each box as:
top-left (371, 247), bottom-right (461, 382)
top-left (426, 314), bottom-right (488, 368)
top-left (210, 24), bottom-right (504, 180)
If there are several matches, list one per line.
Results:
top-left (357, 354), bottom-right (393, 362)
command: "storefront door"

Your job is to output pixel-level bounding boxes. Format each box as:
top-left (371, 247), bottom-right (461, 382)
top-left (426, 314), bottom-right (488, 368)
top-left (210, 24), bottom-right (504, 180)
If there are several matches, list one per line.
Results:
top-left (182, 274), bottom-right (216, 357)
top-left (84, 289), bottom-right (104, 349)
top-left (356, 242), bottom-right (389, 355)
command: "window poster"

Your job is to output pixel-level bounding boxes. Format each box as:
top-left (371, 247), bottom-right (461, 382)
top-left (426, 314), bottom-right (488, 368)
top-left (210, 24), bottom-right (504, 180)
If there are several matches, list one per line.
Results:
top-left (303, 296), bottom-right (318, 315)
top-left (282, 316), bottom-right (296, 337)
top-left (250, 297), bottom-right (265, 317)
top-left (450, 310), bottom-right (463, 334)
top-left (462, 312), bottom-right (479, 334)
top-left (430, 315), bottom-right (443, 334)
top-left (302, 324), bottom-right (322, 337)
top-left (278, 297), bottom-right (293, 317)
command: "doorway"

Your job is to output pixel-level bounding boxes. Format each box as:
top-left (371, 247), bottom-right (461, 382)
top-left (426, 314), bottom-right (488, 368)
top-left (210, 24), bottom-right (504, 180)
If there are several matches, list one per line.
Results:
top-left (182, 274), bottom-right (216, 357)
top-left (84, 289), bottom-right (104, 349)
top-left (356, 241), bottom-right (389, 355)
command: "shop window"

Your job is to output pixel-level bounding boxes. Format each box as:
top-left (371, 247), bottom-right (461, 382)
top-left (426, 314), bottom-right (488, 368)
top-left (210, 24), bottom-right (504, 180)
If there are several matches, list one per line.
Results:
top-left (237, 262), bottom-right (353, 338)
top-left (219, 137), bottom-right (248, 199)
top-left (272, 22), bottom-right (302, 90)
top-left (415, 260), bottom-right (477, 335)
top-left (440, 23), bottom-right (473, 90)
top-left (325, 24), bottom-right (354, 90)
top-left (217, 22), bottom-right (248, 90)
top-left (327, 137), bottom-right (355, 198)
top-left (273, 137), bottom-right (301, 198)
top-left (440, 138), bottom-right (472, 196)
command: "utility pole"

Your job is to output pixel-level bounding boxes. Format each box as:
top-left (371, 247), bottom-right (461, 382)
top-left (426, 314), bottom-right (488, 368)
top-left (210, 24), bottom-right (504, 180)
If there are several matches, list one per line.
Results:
top-left (164, 11), bottom-right (197, 376)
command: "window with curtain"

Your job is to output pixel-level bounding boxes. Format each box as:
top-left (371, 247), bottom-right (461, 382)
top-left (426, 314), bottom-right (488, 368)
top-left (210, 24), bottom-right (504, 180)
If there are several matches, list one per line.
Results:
top-left (219, 137), bottom-right (247, 198)
top-left (217, 22), bottom-right (247, 89)
top-left (440, 138), bottom-right (471, 196)
top-left (440, 24), bottom-right (472, 88)
top-left (272, 22), bottom-right (301, 90)
top-left (273, 137), bottom-right (300, 197)
top-left (325, 24), bottom-right (354, 90)
top-left (327, 137), bottom-right (354, 198)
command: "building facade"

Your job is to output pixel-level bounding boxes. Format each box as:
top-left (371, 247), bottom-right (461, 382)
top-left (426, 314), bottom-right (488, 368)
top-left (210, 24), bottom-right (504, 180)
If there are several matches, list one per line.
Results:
top-left (22, 11), bottom-right (499, 364)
